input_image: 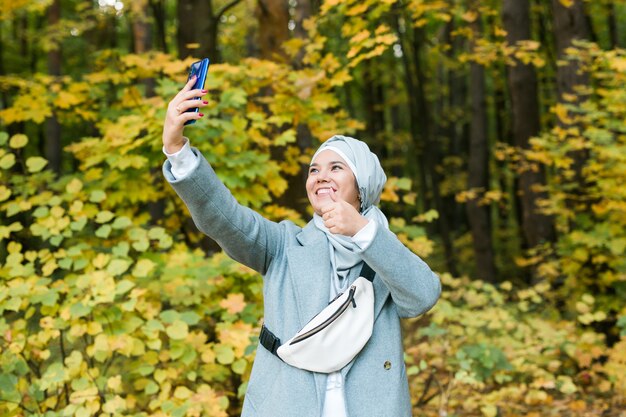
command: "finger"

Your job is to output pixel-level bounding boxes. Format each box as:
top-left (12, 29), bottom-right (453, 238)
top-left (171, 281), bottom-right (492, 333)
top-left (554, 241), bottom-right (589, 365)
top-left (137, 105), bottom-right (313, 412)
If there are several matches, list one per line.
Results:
top-left (175, 99), bottom-right (209, 114)
top-left (329, 188), bottom-right (338, 202)
top-left (174, 110), bottom-right (204, 125)
top-left (173, 75), bottom-right (197, 100)
top-left (181, 88), bottom-right (208, 101)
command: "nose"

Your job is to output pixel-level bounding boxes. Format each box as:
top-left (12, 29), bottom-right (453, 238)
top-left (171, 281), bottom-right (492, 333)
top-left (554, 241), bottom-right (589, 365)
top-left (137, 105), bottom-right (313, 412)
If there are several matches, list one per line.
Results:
top-left (316, 169), bottom-right (330, 182)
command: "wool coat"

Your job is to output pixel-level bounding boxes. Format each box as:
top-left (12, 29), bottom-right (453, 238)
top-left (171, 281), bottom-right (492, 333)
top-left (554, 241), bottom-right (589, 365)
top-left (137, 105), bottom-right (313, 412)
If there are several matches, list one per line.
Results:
top-left (163, 149), bottom-right (441, 417)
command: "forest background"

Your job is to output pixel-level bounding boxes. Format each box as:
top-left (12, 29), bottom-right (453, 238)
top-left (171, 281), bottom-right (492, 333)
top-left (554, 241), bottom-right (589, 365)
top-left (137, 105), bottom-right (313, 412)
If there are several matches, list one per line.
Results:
top-left (1, 0), bottom-right (626, 416)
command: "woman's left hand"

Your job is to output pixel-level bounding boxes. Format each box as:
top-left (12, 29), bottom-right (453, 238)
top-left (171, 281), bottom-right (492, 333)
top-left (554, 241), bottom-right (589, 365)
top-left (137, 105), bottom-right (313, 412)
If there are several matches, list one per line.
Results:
top-left (320, 189), bottom-right (369, 236)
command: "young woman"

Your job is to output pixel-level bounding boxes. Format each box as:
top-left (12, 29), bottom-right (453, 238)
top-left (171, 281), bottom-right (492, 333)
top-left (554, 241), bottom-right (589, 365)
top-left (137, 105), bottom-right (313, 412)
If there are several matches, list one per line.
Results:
top-left (162, 76), bottom-right (441, 417)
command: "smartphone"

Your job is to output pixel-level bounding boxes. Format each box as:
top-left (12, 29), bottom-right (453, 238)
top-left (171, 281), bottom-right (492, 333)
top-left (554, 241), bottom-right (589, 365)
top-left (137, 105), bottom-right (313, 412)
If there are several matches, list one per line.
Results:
top-left (184, 58), bottom-right (210, 125)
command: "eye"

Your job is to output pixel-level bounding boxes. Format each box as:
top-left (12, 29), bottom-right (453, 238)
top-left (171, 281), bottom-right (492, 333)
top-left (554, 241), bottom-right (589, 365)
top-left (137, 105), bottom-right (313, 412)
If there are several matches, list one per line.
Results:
top-left (309, 167), bottom-right (318, 174)
top-left (331, 165), bottom-right (342, 171)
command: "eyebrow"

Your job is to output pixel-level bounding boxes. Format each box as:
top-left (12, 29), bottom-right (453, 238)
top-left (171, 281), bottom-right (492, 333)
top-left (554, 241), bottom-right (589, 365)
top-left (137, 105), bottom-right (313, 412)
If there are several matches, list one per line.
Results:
top-left (309, 161), bottom-right (347, 167)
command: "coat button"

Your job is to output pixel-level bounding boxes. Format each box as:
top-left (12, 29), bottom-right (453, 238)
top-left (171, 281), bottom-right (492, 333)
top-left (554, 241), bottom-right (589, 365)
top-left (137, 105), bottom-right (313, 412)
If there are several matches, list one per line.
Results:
top-left (384, 361), bottom-right (391, 370)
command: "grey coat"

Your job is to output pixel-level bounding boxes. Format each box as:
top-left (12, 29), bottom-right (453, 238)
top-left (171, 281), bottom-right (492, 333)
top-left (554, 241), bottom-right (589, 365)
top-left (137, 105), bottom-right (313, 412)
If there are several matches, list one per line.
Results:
top-left (163, 149), bottom-right (441, 417)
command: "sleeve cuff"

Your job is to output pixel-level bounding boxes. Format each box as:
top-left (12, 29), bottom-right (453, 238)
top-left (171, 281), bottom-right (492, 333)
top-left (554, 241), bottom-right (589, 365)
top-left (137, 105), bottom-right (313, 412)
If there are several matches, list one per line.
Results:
top-left (352, 220), bottom-right (377, 251)
top-left (163, 138), bottom-right (198, 179)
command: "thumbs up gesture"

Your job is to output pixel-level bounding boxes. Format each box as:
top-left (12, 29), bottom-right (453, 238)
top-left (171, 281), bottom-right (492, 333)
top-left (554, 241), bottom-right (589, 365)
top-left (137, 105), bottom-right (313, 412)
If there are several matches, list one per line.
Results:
top-left (320, 188), bottom-right (369, 236)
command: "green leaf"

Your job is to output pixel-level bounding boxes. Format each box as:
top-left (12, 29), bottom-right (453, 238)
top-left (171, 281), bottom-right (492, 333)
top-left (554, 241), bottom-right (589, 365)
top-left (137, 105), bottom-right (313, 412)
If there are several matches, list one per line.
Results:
top-left (275, 129), bottom-right (296, 145)
top-left (166, 320), bottom-right (189, 340)
top-left (26, 156), bottom-right (48, 173)
top-left (0, 132), bottom-right (8, 145)
top-left (0, 153), bottom-right (16, 169)
top-left (214, 345), bottom-right (235, 365)
top-left (232, 358), bottom-right (247, 375)
top-left (89, 190), bottom-right (106, 203)
top-left (145, 380), bottom-right (159, 395)
top-left (148, 227), bottom-right (167, 240)
top-left (115, 279), bottom-right (135, 295)
top-left (96, 210), bottom-right (115, 223)
top-left (160, 310), bottom-right (179, 324)
top-left (112, 242), bottom-right (130, 257)
top-left (70, 302), bottom-right (92, 318)
top-left (179, 311), bottom-right (200, 325)
top-left (396, 177), bottom-right (412, 190)
top-left (112, 216), bottom-right (132, 229)
top-left (107, 259), bottom-right (131, 276)
top-left (95, 224), bottom-right (112, 238)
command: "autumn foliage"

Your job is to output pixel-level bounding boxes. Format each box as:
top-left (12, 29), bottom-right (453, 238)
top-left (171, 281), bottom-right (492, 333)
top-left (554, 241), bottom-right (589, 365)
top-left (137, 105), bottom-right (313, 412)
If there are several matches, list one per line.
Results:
top-left (1, 0), bottom-right (626, 416)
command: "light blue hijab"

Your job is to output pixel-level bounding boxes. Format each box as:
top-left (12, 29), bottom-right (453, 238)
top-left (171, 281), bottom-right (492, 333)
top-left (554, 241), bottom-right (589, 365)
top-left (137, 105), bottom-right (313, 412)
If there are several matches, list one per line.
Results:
top-left (311, 135), bottom-right (389, 295)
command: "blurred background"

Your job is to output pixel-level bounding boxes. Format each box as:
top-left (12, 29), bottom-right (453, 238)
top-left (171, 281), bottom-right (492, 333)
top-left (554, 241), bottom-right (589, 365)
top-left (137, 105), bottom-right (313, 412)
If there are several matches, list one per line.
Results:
top-left (0, 0), bottom-right (625, 416)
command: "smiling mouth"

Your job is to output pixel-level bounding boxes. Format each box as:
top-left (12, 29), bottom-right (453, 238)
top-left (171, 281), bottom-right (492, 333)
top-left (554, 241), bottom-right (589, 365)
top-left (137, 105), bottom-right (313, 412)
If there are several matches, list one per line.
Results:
top-left (316, 187), bottom-right (336, 196)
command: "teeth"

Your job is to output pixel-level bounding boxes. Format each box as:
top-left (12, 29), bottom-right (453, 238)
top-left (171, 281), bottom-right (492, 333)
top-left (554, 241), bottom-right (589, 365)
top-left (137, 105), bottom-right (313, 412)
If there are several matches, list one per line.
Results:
top-left (317, 188), bottom-right (332, 195)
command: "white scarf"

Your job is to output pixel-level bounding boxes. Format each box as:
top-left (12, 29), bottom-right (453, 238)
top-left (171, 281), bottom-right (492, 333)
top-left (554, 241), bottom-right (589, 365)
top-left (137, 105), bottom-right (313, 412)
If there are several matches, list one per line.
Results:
top-left (311, 135), bottom-right (389, 297)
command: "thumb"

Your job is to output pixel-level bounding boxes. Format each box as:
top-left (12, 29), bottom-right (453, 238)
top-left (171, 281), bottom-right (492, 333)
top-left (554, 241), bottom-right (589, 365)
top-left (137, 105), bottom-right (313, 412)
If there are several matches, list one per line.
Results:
top-left (329, 187), bottom-right (339, 202)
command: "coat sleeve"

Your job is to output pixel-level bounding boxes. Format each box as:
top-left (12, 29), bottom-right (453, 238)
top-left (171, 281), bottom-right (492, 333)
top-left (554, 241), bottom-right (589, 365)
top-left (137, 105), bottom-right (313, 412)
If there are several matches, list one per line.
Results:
top-left (163, 147), bottom-right (286, 275)
top-left (359, 225), bottom-right (441, 318)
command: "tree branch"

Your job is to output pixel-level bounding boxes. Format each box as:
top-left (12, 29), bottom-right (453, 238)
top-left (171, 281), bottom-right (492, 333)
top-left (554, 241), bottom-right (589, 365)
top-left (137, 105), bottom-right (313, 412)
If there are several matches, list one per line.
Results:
top-left (217, 0), bottom-right (243, 22)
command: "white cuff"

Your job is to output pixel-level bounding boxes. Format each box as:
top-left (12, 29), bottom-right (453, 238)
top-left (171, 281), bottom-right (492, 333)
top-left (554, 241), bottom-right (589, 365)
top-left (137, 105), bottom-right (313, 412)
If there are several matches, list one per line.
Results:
top-left (163, 138), bottom-right (198, 179)
top-left (352, 220), bottom-right (377, 251)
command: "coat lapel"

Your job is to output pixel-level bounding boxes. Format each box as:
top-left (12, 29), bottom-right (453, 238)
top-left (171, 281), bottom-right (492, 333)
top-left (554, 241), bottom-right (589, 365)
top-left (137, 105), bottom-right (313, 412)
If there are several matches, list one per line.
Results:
top-left (286, 223), bottom-right (332, 402)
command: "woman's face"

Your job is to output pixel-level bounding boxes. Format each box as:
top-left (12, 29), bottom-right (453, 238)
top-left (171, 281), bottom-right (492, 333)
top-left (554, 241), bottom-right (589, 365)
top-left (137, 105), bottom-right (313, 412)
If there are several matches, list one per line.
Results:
top-left (306, 149), bottom-right (360, 215)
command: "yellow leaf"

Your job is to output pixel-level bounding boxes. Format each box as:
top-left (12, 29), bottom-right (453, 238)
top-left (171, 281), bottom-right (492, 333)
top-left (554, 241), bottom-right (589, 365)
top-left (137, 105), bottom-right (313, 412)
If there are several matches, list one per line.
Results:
top-left (346, 3), bottom-right (368, 16)
top-left (219, 293), bottom-right (246, 314)
top-left (0, 185), bottom-right (11, 202)
top-left (559, 0), bottom-right (574, 7)
top-left (462, 10), bottom-right (478, 22)
top-left (174, 386), bottom-right (193, 400)
top-left (610, 57), bottom-right (626, 72)
top-left (107, 375), bottom-right (122, 391)
top-left (9, 134), bottom-right (28, 149)
top-left (553, 103), bottom-right (572, 124)
top-left (66, 178), bottom-right (83, 194)
top-left (351, 30), bottom-right (370, 44)
top-left (217, 321), bottom-right (254, 356)
top-left (132, 259), bottom-right (155, 278)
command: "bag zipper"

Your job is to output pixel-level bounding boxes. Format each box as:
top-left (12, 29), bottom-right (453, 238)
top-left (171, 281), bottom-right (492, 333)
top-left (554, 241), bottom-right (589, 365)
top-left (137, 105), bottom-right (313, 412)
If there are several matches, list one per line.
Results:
top-left (289, 285), bottom-right (357, 345)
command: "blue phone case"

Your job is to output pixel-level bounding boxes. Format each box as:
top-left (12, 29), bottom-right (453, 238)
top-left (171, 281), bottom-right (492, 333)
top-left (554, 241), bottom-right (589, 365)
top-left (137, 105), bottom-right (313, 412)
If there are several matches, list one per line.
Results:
top-left (184, 58), bottom-right (210, 126)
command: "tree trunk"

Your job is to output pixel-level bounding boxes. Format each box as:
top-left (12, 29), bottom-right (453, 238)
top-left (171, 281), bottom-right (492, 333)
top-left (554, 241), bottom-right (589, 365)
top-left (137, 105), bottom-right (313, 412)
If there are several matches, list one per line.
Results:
top-left (503, 0), bottom-right (555, 262)
top-left (255, 0), bottom-right (290, 61)
top-left (607, 1), bottom-right (618, 49)
top-left (45, 0), bottom-right (62, 175)
top-left (466, 7), bottom-right (497, 283)
top-left (149, 0), bottom-right (168, 53)
top-left (552, 0), bottom-right (589, 99)
top-left (177, 0), bottom-right (242, 61)
top-left (551, 0), bottom-right (590, 196)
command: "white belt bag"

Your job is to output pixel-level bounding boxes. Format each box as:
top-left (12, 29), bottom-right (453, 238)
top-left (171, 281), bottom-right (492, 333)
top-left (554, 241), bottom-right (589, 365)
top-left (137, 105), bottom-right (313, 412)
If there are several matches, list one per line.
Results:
top-left (259, 263), bottom-right (375, 373)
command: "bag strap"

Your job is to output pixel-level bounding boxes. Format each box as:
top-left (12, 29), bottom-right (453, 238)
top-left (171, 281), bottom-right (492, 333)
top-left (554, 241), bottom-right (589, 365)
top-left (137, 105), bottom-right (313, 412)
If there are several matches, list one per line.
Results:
top-left (359, 262), bottom-right (375, 282)
top-left (259, 262), bottom-right (375, 359)
top-left (260, 324), bottom-right (281, 356)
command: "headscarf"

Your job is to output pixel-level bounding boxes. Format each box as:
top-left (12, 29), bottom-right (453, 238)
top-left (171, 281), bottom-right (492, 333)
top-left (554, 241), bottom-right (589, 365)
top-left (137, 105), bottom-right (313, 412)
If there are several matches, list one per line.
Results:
top-left (311, 135), bottom-right (389, 296)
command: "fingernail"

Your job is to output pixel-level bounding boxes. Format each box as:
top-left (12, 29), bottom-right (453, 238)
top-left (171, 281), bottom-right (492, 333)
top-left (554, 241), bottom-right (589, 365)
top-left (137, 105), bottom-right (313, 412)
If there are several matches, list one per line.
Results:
top-left (202, 100), bottom-right (208, 104)
top-left (198, 113), bottom-right (204, 117)
top-left (201, 89), bottom-right (208, 93)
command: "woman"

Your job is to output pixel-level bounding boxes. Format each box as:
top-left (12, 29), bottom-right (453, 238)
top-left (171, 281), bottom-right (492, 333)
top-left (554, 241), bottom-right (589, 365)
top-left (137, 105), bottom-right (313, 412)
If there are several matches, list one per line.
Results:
top-left (162, 76), bottom-right (441, 416)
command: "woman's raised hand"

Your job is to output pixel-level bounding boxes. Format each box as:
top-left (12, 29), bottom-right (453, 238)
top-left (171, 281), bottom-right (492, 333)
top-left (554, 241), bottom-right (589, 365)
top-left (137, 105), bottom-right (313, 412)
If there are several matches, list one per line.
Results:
top-left (320, 189), bottom-right (369, 237)
top-left (162, 75), bottom-right (208, 153)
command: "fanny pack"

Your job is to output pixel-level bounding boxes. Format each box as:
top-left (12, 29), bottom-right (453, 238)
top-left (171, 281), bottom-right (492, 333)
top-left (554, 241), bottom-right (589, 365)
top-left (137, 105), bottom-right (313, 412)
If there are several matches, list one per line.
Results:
top-left (259, 263), bottom-right (375, 373)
